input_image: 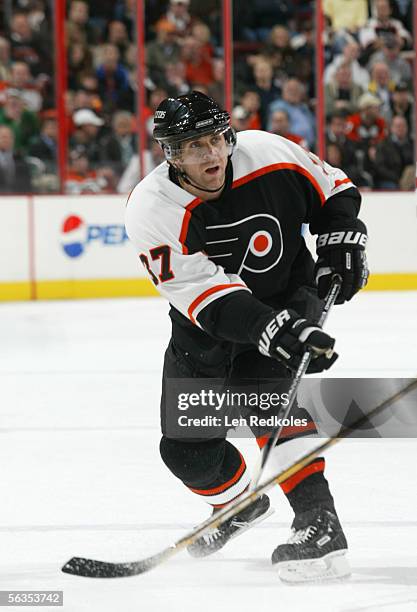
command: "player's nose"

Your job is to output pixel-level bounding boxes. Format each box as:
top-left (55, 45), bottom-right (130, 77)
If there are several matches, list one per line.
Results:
top-left (202, 144), bottom-right (218, 159)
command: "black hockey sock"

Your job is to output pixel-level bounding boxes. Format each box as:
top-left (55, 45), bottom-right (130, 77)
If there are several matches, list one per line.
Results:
top-left (281, 458), bottom-right (336, 515)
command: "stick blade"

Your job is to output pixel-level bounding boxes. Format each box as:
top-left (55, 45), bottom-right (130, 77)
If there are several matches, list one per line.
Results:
top-left (61, 556), bottom-right (146, 578)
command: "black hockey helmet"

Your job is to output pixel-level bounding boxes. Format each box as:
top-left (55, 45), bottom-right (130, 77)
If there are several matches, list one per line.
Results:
top-left (153, 91), bottom-right (236, 159)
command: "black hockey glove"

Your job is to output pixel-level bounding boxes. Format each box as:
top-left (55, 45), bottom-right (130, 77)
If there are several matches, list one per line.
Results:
top-left (254, 309), bottom-right (338, 374)
top-left (315, 219), bottom-right (369, 304)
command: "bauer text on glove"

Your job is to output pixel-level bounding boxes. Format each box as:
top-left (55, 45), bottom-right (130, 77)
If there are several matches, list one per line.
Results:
top-left (251, 309), bottom-right (338, 373)
top-left (315, 219), bottom-right (369, 304)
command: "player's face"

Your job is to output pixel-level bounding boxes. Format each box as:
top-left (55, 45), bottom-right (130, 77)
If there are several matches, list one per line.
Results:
top-left (178, 132), bottom-right (228, 191)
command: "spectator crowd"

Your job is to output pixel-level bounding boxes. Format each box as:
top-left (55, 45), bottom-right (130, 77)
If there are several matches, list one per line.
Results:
top-left (0, 0), bottom-right (415, 194)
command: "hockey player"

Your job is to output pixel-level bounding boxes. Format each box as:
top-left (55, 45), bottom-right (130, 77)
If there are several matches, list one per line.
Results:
top-left (125, 92), bottom-right (368, 582)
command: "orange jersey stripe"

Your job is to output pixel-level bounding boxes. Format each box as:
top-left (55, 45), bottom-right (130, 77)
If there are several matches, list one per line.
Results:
top-left (188, 283), bottom-right (248, 324)
top-left (256, 421), bottom-right (317, 448)
top-left (333, 178), bottom-right (352, 189)
top-left (179, 197), bottom-right (202, 254)
top-left (231, 163), bottom-right (326, 205)
top-left (189, 454), bottom-right (246, 496)
top-left (178, 162), bottom-right (327, 249)
top-left (280, 459), bottom-right (325, 494)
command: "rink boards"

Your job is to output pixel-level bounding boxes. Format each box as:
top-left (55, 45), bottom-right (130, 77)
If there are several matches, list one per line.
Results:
top-left (1, 191), bottom-right (416, 300)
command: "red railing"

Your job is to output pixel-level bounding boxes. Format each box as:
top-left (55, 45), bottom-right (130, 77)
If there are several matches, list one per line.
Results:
top-left (223, 0), bottom-right (233, 114)
top-left (54, 0), bottom-right (68, 193)
top-left (135, 0), bottom-right (147, 181)
top-left (315, 0), bottom-right (325, 161)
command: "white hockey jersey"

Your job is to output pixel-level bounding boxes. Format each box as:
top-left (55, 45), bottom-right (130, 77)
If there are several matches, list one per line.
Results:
top-left (125, 130), bottom-right (358, 329)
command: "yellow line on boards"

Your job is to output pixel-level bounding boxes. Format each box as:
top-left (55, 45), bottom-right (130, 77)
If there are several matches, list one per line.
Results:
top-left (0, 279), bottom-right (158, 301)
top-left (0, 282), bottom-right (32, 301)
top-left (1, 274), bottom-right (417, 301)
top-left (365, 273), bottom-right (417, 291)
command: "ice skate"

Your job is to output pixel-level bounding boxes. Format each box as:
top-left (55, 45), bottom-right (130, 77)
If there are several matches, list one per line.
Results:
top-left (188, 494), bottom-right (273, 558)
top-left (272, 506), bottom-right (351, 583)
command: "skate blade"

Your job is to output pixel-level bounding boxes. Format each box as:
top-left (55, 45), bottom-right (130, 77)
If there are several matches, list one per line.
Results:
top-left (276, 550), bottom-right (351, 584)
top-left (188, 507), bottom-right (274, 558)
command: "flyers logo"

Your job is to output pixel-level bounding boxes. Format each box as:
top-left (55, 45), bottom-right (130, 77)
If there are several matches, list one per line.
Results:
top-left (205, 214), bottom-right (283, 275)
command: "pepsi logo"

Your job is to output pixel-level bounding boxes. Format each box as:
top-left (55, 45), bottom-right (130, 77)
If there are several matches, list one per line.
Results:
top-left (60, 215), bottom-right (129, 258)
top-left (61, 215), bottom-right (85, 258)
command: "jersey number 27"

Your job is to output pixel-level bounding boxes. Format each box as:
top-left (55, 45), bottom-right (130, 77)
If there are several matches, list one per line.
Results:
top-left (139, 245), bottom-right (174, 286)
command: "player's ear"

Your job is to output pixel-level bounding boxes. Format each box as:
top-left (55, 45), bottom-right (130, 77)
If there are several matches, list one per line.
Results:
top-left (171, 157), bottom-right (184, 171)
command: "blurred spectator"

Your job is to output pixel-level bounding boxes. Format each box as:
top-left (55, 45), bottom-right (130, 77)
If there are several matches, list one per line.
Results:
top-left (327, 110), bottom-right (349, 144)
top-left (368, 34), bottom-right (412, 85)
top-left (96, 44), bottom-right (131, 113)
top-left (107, 20), bottom-right (131, 62)
top-left (163, 61), bottom-right (190, 97)
top-left (368, 61), bottom-right (395, 120)
top-left (77, 75), bottom-right (103, 110)
top-left (251, 58), bottom-right (281, 129)
top-left (70, 108), bottom-right (104, 166)
top-left (324, 41), bottom-right (370, 89)
top-left (326, 110), bottom-right (372, 187)
top-left (270, 109), bottom-right (307, 148)
top-left (323, 14), bottom-right (336, 64)
top-left (231, 105), bottom-right (251, 132)
top-left (323, 0), bottom-right (368, 33)
top-left (115, 0), bottom-right (135, 40)
top-left (65, 146), bottom-right (115, 194)
top-left (345, 92), bottom-right (387, 184)
top-left (0, 89), bottom-right (39, 153)
top-left (0, 37), bottom-right (12, 82)
top-left (239, 91), bottom-right (262, 130)
top-left (262, 26), bottom-right (297, 77)
top-left (0, 124), bottom-right (32, 192)
top-left (324, 62), bottom-right (364, 115)
top-left (28, 113), bottom-right (57, 170)
top-left (26, 110), bottom-right (59, 192)
top-left (146, 20), bottom-right (181, 87)
top-left (99, 110), bottom-right (136, 178)
top-left (290, 21), bottom-right (315, 98)
top-left (207, 58), bottom-right (225, 107)
top-left (6, 62), bottom-right (43, 112)
top-left (389, 80), bottom-right (414, 132)
top-left (67, 0), bottom-right (96, 46)
top-left (345, 92), bottom-right (387, 145)
top-left (268, 79), bottom-right (315, 148)
top-left (181, 36), bottom-right (214, 87)
top-left (374, 115), bottom-right (414, 190)
top-left (68, 42), bottom-right (94, 90)
top-left (326, 142), bottom-right (343, 168)
top-left (26, 1), bottom-right (50, 38)
top-left (192, 23), bottom-right (214, 59)
top-left (359, 0), bottom-right (412, 54)
top-left (155, 0), bottom-right (199, 39)
top-left (144, 87), bottom-right (169, 137)
top-left (117, 140), bottom-right (166, 193)
top-left (124, 43), bottom-right (138, 73)
top-left (9, 11), bottom-right (49, 76)
top-left (71, 86), bottom-right (101, 115)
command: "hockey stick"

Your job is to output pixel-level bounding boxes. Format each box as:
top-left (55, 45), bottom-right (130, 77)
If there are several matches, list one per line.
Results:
top-left (250, 273), bottom-right (342, 490)
top-left (61, 377), bottom-right (417, 578)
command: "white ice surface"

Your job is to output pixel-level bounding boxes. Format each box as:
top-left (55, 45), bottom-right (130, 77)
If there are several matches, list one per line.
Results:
top-left (0, 292), bottom-right (416, 612)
